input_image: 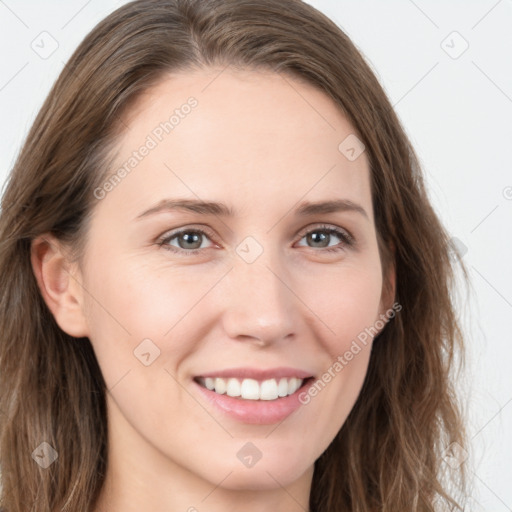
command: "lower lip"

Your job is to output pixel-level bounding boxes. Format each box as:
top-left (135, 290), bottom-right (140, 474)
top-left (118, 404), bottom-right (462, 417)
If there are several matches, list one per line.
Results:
top-left (193, 378), bottom-right (314, 425)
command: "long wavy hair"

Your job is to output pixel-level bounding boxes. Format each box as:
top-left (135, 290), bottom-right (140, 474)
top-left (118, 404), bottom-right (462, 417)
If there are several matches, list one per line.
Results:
top-left (0, 0), bottom-right (470, 510)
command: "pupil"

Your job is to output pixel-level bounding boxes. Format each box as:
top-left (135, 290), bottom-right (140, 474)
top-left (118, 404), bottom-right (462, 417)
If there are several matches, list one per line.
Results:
top-left (180, 232), bottom-right (201, 249)
top-left (309, 231), bottom-right (328, 248)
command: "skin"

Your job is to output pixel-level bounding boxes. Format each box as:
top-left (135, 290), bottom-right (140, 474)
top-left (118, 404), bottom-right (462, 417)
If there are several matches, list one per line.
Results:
top-left (31, 67), bottom-right (395, 512)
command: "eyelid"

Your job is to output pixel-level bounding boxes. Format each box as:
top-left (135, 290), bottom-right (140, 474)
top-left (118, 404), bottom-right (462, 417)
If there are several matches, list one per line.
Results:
top-left (157, 222), bottom-right (356, 255)
top-left (157, 224), bottom-right (219, 249)
top-left (295, 223), bottom-right (355, 245)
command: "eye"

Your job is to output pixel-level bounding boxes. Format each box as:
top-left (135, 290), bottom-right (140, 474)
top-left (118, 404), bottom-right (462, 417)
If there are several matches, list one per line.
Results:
top-left (295, 224), bottom-right (354, 253)
top-left (157, 223), bottom-right (355, 256)
top-left (158, 227), bottom-right (216, 256)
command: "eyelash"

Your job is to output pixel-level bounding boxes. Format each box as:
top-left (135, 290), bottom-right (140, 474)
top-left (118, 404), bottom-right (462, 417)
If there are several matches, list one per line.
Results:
top-left (157, 224), bottom-right (355, 257)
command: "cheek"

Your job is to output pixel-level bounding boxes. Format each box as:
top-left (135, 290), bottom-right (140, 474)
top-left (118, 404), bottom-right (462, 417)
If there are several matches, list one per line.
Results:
top-left (302, 258), bottom-right (383, 357)
top-left (294, 258), bottom-right (382, 423)
top-left (81, 255), bottom-right (220, 378)
top-left (80, 256), bottom-right (210, 436)
top-left (292, 272), bottom-right (380, 458)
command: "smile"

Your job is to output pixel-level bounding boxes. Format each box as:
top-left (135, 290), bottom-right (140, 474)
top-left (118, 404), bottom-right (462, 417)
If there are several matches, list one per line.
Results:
top-left (196, 376), bottom-right (304, 400)
top-left (193, 367), bottom-right (315, 424)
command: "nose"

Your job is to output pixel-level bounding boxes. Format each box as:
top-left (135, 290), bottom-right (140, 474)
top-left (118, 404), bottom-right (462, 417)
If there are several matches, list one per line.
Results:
top-left (220, 250), bottom-right (299, 347)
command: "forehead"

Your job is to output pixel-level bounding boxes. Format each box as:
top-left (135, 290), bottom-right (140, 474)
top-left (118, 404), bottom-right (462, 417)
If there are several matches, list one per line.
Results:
top-left (100, 67), bottom-right (372, 220)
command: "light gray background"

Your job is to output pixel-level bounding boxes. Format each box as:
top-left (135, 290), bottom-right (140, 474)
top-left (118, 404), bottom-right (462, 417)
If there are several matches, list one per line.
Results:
top-left (0, 1), bottom-right (511, 509)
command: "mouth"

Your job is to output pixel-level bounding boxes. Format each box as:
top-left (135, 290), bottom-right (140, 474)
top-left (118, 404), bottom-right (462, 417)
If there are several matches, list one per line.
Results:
top-left (194, 375), bottom-right (312, 401)
top-left (192, 367), bottom-right (316, 424)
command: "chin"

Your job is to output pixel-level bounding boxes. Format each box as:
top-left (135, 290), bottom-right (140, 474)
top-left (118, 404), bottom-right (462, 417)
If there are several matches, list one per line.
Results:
top-left (202, 454), bottom-right (313, 491)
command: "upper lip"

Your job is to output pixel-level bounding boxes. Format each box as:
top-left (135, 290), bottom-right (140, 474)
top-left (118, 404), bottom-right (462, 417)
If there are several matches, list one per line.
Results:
top-left (196, 367), bottom-right (314, 381)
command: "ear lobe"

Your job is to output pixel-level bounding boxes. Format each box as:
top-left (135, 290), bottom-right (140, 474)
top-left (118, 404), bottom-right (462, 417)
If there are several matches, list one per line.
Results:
top-left (30, 234), bottom-right (89, 338)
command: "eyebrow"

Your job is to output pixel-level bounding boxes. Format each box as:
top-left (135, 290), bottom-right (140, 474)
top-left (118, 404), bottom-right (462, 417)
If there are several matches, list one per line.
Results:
top-left (135, 198), bottom-right (369, 220)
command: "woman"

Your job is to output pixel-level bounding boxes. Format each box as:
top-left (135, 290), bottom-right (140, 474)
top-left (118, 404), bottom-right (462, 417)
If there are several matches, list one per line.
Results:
top-left (0, 0), bottom-right (470, 510)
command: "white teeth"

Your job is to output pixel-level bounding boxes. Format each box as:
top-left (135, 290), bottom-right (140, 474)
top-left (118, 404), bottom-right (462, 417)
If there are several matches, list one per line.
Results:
top-left (200, 376), bottom-right (305, 400)
top-left (226, 378), bottom-right (241, 397)
top-left (289, 377), bottom-right (300, 394)
top-left (260, 379), bottom-right (278, 400)
top-left (240, 378), bottom-right (260, 400)
top-left (277, 377), bottom-right (289, 397)
top-left (214, 377), bottom-right (227, 395)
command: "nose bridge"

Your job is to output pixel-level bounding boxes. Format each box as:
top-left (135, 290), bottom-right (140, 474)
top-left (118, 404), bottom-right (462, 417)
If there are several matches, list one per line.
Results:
top-left (221, 239), bottom-right (297, 344)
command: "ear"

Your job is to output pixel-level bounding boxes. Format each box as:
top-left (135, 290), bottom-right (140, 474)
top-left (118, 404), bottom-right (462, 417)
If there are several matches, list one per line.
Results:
top-left (30, 234), bottom-right (89, 338)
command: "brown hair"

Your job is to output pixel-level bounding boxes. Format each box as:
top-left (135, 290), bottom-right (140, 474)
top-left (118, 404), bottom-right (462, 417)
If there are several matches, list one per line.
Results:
top-left (0, 0), bottom-right (470, 510)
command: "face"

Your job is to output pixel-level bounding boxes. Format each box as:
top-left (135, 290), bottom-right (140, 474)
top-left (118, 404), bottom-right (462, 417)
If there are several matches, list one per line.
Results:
top-left (74, 67), bottom-right (392, 492)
